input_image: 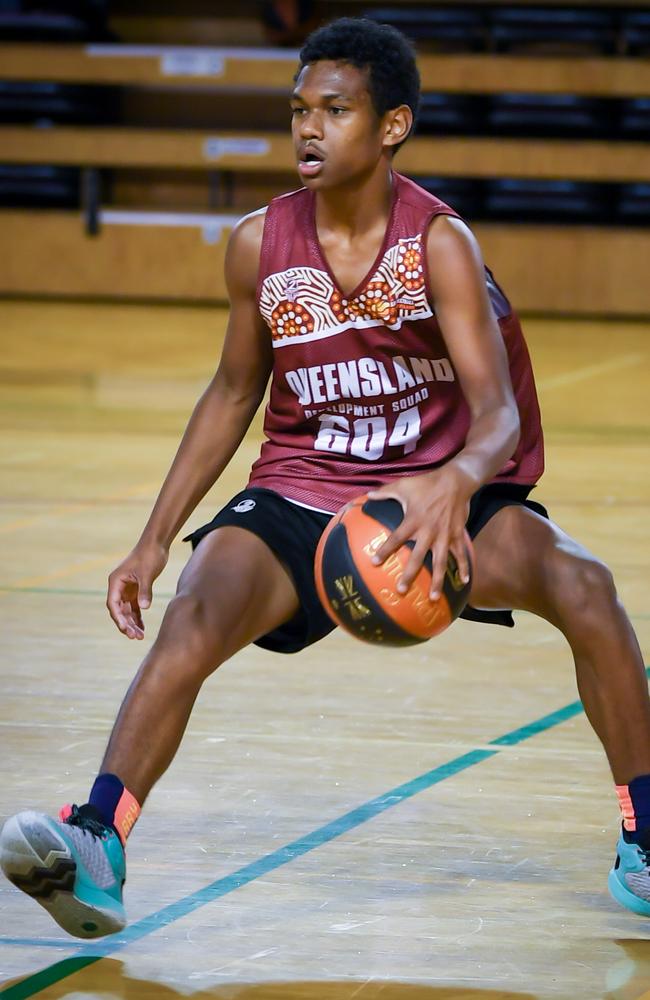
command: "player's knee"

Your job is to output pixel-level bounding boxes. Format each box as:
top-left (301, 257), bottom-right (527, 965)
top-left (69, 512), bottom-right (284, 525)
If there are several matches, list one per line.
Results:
top-left (153, 592), bottom-right (224, 676)
top-left (549, 551), bottom-right (617, 627)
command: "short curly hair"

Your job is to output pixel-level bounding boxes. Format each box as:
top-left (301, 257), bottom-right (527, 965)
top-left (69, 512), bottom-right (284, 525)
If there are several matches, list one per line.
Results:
top-left (296, 17), bottom-right (420, 153)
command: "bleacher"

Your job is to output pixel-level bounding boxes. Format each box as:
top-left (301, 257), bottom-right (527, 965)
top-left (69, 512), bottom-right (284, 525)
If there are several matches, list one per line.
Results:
top-left (2, 0), bottom-right (650, 314)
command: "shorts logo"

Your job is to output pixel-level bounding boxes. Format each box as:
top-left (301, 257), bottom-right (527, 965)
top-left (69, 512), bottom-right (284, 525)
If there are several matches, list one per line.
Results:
top-left (232, 499), bottom-right (256, 513)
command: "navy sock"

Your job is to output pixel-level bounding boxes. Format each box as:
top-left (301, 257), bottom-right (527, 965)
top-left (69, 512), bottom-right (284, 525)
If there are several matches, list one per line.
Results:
top-left (620, 774), bottom-right (650, 844)
top-left (87, 773), bottom-right (125, 838)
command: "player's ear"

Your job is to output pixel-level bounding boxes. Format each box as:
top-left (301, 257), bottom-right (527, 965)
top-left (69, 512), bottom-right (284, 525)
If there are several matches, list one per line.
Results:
top-left (383, 105), bottom-right (412, 150)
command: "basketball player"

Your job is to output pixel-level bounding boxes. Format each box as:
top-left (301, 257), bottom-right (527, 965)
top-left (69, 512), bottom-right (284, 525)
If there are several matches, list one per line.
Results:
top-left (2, 18), bottom-right (650, 938)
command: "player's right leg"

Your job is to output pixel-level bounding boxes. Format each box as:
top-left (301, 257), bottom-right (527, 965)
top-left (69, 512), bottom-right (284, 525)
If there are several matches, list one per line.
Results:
top-left (98, 524), bottom-right (301, 803)
top-left (0, 525), bottom-right (300, 938)
top-left (468, 502), bottom-right (650, 917)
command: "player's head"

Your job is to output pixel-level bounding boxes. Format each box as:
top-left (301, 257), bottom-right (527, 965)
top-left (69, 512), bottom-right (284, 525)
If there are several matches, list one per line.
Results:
top-left (292, 18), bottom-right (420, 187)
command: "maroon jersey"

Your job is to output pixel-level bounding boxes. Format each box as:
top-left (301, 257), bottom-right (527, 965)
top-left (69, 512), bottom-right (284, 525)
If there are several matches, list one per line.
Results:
top-left (248, 171), bottom-right (544, 512)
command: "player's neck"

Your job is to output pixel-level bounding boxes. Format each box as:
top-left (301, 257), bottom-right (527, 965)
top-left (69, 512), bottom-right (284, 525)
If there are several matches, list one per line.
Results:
top-left (314, 166), bottom-right (394, 240)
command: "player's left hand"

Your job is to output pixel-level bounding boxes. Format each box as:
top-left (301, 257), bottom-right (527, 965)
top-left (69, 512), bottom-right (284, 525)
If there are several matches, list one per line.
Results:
top-left (366, 464), bottom-right (475, 600)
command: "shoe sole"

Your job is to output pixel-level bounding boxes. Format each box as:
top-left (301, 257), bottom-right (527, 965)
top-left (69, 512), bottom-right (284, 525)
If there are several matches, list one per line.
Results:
top-left (0, 811), bottom-right (125, 939)
top-left (608, 866), bottom-right (650, 918)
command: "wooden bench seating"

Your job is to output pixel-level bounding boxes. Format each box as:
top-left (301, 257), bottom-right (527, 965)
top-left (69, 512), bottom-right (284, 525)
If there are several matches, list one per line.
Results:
top-left (2, 125), bottom-right (649, 183)
top-left (3, 207), bottom-right (650, 316)
top-left (2, 25), bottom-right (650, 313)
top-left (2, 44), bottom-right (650, 98)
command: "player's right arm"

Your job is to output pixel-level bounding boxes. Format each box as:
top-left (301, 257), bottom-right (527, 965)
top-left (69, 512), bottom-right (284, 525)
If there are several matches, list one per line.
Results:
top-left (107, 210), bottom-right (271, 639)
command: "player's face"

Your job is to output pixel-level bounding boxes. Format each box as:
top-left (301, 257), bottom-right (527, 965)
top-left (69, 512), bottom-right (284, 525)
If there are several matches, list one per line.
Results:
top-left (291, 61), bottom-right (388, 188)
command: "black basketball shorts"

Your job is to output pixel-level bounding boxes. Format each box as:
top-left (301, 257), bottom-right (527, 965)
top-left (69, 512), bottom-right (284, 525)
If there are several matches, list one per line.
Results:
top-left (184, 483), bottom-right (548, 655)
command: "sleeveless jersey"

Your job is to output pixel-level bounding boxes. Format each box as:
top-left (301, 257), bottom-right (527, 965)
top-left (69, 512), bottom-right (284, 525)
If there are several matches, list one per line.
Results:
top-left (249, 171), bottom-right (544, 513)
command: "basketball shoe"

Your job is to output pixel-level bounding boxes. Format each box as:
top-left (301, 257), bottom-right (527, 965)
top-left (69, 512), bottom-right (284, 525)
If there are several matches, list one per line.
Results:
top-left (609, 829), bottom-right (650, 917)
top-left (0, 804), bottom-right (126, 938)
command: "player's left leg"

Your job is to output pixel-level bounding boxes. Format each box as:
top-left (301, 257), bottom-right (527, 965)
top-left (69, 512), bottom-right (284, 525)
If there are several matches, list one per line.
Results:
top-left (469, 503), bottom-right (650, 916)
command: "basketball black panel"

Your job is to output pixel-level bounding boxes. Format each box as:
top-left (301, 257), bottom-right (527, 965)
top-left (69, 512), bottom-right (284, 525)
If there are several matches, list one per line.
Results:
top-left (363, 497), bottom-right (434, 573)
top-left (442, 547), bottom-right (473, 619)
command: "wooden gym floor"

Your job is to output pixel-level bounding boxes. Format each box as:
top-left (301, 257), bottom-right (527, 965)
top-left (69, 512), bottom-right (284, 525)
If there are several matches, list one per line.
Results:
top-left (0, 298), bottom-right (649, 999)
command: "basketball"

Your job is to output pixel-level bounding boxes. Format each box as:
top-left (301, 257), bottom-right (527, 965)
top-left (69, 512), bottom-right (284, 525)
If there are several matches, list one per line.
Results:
top-left (314, 495), bottom-right (474, 646)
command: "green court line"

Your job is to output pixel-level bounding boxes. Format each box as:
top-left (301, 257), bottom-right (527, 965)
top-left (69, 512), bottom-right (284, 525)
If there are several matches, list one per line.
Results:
top-left (1, 960), bottom-right (98, 997)
top-left (0, 940), bottom-right (69, 951)
top-left (2, 672), bottom-right (636, 999)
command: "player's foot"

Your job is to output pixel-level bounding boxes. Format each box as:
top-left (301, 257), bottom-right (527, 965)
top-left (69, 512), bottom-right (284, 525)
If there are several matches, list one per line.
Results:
top-left (0, 804), bottom-right (126, 938)
top-left (608, 829), bottom-right (650, 917)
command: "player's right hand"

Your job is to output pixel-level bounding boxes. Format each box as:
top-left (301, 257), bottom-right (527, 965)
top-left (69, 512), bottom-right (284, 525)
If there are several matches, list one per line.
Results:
top-left (106, 541), bottom-right (168, 639)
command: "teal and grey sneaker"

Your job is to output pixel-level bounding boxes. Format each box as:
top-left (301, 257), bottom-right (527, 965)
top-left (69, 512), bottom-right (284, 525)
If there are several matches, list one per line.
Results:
top-left (0, 804), bottom-right (126, 938)
top-left (608, 830), bottom-right (650, 917)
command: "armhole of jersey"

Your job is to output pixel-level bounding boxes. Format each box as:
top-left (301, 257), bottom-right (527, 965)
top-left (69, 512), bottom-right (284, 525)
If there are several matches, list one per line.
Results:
top-left (485, 266), bottom-right (513, 320)
top-left (255, 203), bottom-right (275, 306)
top-left (421, 208), bottom-right (459, 314)
top-left (423, 210), bottom-right (513, 322)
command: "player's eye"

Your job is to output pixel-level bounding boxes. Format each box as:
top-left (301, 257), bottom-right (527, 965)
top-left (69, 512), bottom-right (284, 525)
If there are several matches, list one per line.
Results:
top-left (329, 107), bottom-right (347, 115)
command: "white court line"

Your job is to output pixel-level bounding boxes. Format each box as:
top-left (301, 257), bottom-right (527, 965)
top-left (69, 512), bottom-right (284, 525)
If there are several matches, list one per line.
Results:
top-left (537, 352), bottom-right (645, 391)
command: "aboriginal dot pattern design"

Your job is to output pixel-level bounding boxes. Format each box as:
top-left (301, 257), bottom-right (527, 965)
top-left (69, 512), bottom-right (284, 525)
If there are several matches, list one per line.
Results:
top-left (259, 236), bottom-right (431, 346)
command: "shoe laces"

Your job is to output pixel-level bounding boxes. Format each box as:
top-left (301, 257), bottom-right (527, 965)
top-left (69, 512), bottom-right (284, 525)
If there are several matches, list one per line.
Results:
top-left (64, 804), bottom-right (111, 841)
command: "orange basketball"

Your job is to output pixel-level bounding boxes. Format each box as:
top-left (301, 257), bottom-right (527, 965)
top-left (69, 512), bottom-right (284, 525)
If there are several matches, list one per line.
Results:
top-left (314, 495), bottom-right (473, 646)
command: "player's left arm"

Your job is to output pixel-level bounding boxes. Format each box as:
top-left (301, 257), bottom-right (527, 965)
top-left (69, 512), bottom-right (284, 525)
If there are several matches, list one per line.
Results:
top-left (369, 214), bottom-right (520, 598)
top-left (427, 214), bottom-right (521, 488)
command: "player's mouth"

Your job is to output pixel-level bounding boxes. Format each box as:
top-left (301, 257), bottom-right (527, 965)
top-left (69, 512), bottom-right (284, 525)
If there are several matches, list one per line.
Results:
top-left (298, 146), bottom-right (325, 177)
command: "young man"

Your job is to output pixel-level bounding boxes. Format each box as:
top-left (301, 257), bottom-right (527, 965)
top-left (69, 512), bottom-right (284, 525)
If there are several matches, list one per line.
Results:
top-left (2, 18), bottom-right (650, 938)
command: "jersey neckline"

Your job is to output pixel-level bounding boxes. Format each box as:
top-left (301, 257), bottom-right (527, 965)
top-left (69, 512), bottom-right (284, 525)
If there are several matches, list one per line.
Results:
top-left (306, 171), bottom-right (399, 303)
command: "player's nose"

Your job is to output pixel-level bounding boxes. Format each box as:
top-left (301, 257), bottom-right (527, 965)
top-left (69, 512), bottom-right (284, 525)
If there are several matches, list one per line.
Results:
top-left (298, 109), bottom-right (324, 141)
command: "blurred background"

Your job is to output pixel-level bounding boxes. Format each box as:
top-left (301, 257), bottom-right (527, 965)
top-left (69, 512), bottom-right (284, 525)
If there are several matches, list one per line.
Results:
top-left (1, 0), bottom-right (650, 314)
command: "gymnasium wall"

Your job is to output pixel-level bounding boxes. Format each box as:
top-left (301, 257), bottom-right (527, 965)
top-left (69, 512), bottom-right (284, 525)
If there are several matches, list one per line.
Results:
top-left (2, 0), bottom-right (650, 315)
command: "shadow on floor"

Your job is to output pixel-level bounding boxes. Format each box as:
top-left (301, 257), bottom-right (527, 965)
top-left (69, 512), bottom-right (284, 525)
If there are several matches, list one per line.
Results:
top-left (2, 956), bottom-right (541, 1000)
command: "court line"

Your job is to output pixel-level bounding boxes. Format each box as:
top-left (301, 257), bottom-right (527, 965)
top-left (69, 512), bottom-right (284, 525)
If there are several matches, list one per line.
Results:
top-left (0, 940), bottom-right (71, 950)
top-left (0, 554), bottom-right (125, 598)
top-left (2, 586), bottom-right (649, 623)
top-left (2, 684), bottom-right (620, 999)
top-left (0, 586), bottom-right (171, 598)
top-left (537, 352), bottom-right (645, 391)
top-left (0, 482), bottom-right (158, 535)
